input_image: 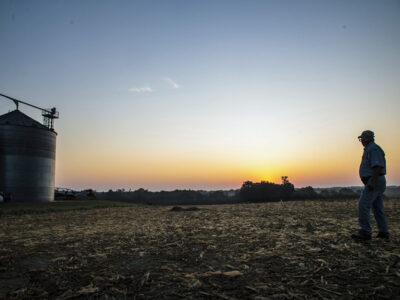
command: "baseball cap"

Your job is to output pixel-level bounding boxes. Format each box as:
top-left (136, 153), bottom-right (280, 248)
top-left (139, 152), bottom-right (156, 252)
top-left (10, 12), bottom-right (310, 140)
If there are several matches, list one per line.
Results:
top-left (358, 130), bottom-right (374, 140)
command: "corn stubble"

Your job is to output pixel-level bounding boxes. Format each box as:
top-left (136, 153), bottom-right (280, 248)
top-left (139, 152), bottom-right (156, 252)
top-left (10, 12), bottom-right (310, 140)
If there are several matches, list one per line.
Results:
top-left (0, 199), bottom-right (399, 299)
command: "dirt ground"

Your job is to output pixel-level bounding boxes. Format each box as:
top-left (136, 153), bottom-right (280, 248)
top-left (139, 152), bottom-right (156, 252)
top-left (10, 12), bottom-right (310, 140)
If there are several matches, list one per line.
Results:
top-left (0, 199), bottom-right (399, 299)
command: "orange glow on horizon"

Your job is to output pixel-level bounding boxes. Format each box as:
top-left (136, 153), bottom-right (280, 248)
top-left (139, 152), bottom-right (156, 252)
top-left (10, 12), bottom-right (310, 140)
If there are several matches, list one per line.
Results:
top-left (56, 130), bottom-right (400, 190)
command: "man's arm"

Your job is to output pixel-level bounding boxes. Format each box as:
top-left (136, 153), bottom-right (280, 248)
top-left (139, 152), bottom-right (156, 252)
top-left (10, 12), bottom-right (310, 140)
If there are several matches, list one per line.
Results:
top-left (368, 166), bottom-right (382, 191)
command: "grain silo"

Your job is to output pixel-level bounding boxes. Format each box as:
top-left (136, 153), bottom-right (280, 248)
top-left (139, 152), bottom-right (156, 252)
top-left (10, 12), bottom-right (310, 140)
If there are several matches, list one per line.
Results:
top-left (0, 93), bottom-right (58, 202)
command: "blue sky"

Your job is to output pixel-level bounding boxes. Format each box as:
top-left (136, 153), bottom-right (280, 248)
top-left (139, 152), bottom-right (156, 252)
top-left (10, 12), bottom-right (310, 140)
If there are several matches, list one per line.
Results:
top-left (1, 0), bottom-right (399, 190)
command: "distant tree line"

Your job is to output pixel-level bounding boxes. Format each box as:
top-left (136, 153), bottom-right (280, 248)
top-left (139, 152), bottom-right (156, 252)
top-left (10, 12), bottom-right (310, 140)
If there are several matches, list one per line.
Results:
top-left (89, 177), bottom-right (364, 205)
top-left (96, 188), bottom-right (241, 205)
top-left (239, 177), bottom-right (362, 202)
top-left (316, 187), bottom-right (361, 200)
top-left (239, 177), bottom-right (361, 202)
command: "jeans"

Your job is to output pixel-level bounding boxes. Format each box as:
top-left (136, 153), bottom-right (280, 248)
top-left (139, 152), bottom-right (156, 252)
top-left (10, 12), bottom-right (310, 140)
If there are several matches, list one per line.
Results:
top-left (358, 176), bottom-right (389, 235)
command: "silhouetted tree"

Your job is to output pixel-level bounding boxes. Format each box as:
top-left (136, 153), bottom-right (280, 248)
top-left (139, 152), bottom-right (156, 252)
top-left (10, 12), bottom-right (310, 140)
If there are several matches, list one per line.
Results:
top-left (240, 177), bottom-right (294, 202)
top-left (281, 176), bottom-right (294, 199)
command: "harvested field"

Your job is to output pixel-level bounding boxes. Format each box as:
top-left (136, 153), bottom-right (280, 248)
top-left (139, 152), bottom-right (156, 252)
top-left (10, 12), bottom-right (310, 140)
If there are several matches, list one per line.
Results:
top-left (1, 199), bottom-right (399, 299)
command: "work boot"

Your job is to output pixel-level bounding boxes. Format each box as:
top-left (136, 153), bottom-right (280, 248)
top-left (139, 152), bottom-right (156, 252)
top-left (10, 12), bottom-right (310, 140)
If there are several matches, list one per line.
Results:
top-left (376, 232), bottom-right (390, 240)
top-left (351, 230), bottom-right (371, 241)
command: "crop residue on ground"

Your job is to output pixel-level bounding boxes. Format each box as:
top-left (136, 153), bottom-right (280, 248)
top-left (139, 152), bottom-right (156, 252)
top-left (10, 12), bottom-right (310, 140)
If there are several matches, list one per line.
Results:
top-left (0, 199), bottom-right (399, 299)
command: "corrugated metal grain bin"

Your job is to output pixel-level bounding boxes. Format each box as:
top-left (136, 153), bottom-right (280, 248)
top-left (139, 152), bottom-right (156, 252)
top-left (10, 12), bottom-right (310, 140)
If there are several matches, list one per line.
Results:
top-left (0, 110), bottom-right (57, 202)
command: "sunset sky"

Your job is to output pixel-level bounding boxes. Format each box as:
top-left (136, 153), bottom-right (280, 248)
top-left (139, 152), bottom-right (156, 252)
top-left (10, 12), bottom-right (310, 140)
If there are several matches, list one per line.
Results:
top-left (1, 0), bottom-right (399, 191)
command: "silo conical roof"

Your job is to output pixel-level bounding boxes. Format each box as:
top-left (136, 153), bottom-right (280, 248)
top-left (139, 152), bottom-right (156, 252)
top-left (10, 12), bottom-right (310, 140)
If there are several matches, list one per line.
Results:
top-left (0, 110), bottom-right (48, 129)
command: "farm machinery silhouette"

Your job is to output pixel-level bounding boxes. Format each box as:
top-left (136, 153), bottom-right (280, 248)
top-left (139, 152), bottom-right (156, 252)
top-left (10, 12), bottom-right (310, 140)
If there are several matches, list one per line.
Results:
top-left (54, 188), bottom-right (96, 200)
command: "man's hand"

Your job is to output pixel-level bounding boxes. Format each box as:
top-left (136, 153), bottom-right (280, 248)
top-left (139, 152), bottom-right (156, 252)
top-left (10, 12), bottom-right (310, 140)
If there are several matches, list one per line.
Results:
top-left (367, 180), bottom-right (376, 191)
top-left (369, 166), bottom-right (382, 191)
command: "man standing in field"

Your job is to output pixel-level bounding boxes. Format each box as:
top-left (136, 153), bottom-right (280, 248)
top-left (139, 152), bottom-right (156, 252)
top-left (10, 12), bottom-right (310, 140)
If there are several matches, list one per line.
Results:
top-left (352, 130), bottom-right (390, 241)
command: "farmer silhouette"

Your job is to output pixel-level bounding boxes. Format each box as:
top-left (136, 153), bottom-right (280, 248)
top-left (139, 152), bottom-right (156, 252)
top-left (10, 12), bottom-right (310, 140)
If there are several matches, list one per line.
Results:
top-left (352, 130), bottom-right (390, 240)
